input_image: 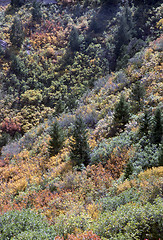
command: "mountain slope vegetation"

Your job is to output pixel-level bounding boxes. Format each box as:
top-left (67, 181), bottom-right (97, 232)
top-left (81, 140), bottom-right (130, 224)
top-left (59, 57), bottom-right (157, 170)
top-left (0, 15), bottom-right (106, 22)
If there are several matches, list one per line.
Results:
top-left (0, 0), bottom-right (163, 239)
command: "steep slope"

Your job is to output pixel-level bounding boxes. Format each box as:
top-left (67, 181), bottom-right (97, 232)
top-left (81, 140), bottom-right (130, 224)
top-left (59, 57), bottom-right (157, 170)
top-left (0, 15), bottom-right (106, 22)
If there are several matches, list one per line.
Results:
top-left (0, 1), bottom-right (163, 239)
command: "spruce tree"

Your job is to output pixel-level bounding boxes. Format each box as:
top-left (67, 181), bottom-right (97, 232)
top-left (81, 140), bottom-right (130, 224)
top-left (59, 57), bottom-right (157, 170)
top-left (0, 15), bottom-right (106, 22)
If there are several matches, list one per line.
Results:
top-left (70, 116), bottom-right (90, 168)
top-left (69, 27), bottom-right (80, 52)
top-left (113, 94), bottom-right (130, 131)
top-left (130, 81), bottom-right (145, 113)
top-left (151, 108), bottom-right (162, 145)
top-left (10, 17), bottom-right (24, 48)
top-left (158, 141), bottom-right (163, 166)
top-left (139, 110), bottom-right (151, 138)
top-left (124, 161), bottom-right (133, 179)
top-left (48, 120), bottom-right (64, 157)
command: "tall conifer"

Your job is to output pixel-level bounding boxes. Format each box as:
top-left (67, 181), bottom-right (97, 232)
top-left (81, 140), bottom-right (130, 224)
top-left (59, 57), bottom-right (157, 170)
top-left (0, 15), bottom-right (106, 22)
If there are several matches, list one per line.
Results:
top-left (70, 116), bottom-right (90, 168)
top-left (113, 94), bottom-right (130, 131)
top-left (10, 17), bottom-right (24, 48)
top-left (130, 81), bottom-right (145, 113)
top-left (151, 108), bottom-right (162, 145)
top-left (48, 120), bottom-right (64, 157)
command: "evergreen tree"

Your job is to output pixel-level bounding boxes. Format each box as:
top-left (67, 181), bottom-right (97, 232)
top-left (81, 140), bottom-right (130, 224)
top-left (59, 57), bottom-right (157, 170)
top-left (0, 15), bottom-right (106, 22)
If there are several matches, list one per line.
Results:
top-left (70, 116), bottom-right (90, 168)
top-left (69, 27), bottom-right (80, 52)
top-left (10, 17), bottom-right (24, 48)
top-left (10, 55), bottom-right (23, 76)
top-left (113, 4), bottom-right (133, 70)
top-left (32, 1), bottom-right (42, 23)
top-left (151, 108), bottom-right (162, 145)
top-left (113, 94), bottom-right (130, 131)
top-left (130, 81), bottom-right (145, 113)
top-left (48, 120), bottom-right (64, 157)
top-left (124, 161), bottom-right (133, 179)
top-left (158, 141), bottom-right (163, 166)
top-left (139, 110), bottom-right (151, 138)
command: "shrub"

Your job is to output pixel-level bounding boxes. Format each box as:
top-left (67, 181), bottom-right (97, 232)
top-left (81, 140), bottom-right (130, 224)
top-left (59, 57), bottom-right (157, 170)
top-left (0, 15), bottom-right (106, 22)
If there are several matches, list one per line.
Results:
top-left (130, 142), bottom-right (160, 171)
top-left (0, 210), bottom-right (56, 240)
top-left (0, 118), bottom-right (22, 137)
top-left (53, 213), bottom-right (90, 238)
top-left (94, 198), bottom-right (163, 239)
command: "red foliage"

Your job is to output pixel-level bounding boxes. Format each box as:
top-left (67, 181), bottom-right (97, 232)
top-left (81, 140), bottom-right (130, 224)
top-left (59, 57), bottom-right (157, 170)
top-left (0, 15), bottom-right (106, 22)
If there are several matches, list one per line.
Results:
top-left (1, 118), bottom-right (22, 136)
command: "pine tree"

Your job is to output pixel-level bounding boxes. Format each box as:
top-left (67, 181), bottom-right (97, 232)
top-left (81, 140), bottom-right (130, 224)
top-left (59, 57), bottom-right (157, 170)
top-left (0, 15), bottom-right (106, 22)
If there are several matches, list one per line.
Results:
top-left (48, 120), bottom-right (64, 157)
top-left (10, 17), bottom-right (24, 48)
top-left (130, 81), bottom-right (145, 113)
top-left (32, 1), bottom-right (42, 23)
top-left (70, 116), bottom-right (90, 168)
top-left (113, 94), bottom-right (130, 131)
top-left (151, 108), bottom-right (162, 145)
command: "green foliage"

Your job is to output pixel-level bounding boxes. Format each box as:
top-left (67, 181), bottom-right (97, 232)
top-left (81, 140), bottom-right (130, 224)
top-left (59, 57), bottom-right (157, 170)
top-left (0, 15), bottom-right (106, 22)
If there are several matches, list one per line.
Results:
top-left (10, 17), bottom-right (24, 48)
top-left (91, 131), bottom-right (133, 165)
top-left (21, 90), bottom-right (43, 106)
top-left (53, 213), bottom-right (90, 238)
top-left (70, 115), bottom-right (90, 168)
top-left (113, 94), bottom-right (130, 132)
top-left (100, 188), bottom-right (141, 213)
top-left (0, 210), bottom-right (56, 240)
top-left (130, 141), bottom-right (160, 171)
top-left (94, 198), bottom-right (163, 239)
top-left (48, 120), bottom-right (64, 157)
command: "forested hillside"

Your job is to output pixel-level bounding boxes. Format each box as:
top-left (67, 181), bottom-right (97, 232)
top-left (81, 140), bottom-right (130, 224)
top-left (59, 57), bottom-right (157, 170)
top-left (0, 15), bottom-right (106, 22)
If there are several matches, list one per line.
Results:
top-left (0, 0), bottom-right (163, 239)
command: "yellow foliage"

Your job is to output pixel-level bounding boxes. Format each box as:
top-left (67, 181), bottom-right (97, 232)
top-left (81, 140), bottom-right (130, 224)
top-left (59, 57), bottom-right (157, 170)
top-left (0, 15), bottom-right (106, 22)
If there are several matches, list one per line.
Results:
top-left (144, 48), bottom-right (154, 61)
top-left (87, 202), bottom-right (100, 219)
top-left (157, 19), bottom-right (163, 29)
top-left (8, 177), bottom-right (28, 195)
top-left (138, 166), bottom-right (163, 180)
top-left (117, 180), bottom-right (131, 193)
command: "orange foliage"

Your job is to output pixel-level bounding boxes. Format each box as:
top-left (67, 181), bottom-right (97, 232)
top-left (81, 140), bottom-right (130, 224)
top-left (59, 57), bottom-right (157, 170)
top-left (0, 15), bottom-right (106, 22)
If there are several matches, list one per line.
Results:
top-left (30, 21), bottom-right (68, 50)
top-left (105, 146), bottom-right (129, 179)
